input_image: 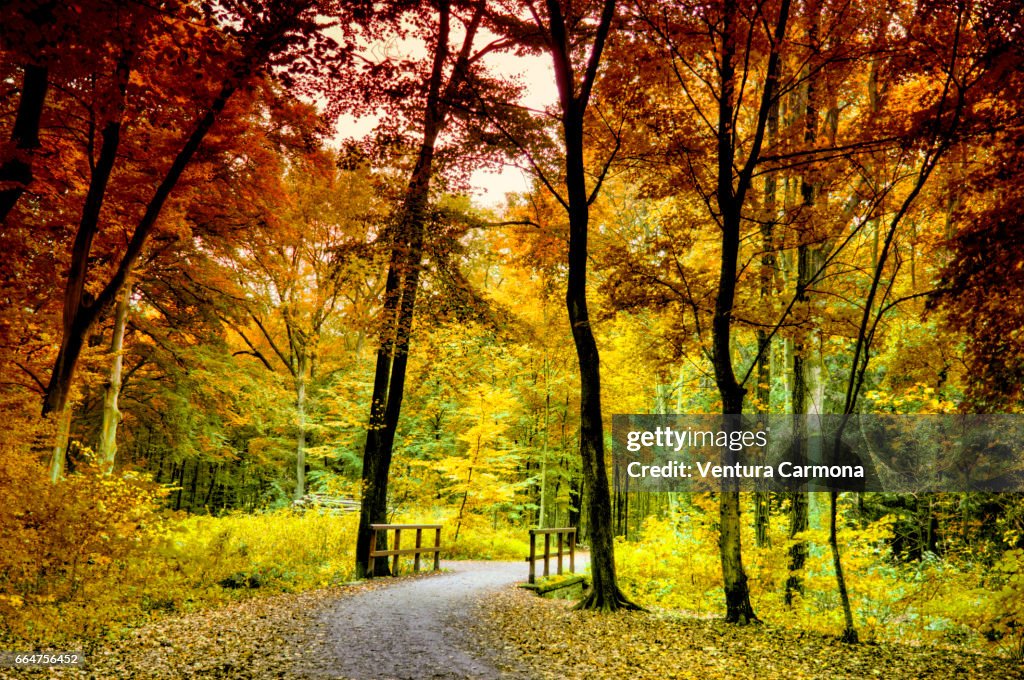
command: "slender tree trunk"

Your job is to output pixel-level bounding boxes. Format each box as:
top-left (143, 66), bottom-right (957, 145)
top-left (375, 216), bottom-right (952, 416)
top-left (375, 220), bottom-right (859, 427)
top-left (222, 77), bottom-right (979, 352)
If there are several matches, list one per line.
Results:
top-left (294, 351), bottom-right (308, 500)
top-left (99, 282), bottom-right (131, 474)
top-left (154, 444), bottom-right (166, 483)
top-left (711, 0), bottom-right (757, 625)
top-left (754, 51), bottom-right (781, 549)
top-left (786, 0), bottom-right (822, 598)
top-left (204, 464), bottom-right (219, 509)
top-left (453, 439), bottom-right (478, 543)
top-left (175, 461), bottom-right (186, 510)
top-left (539, 382), bottom-right (549, 528)
top-left (829, 488), bottom-right (858, 642)
top-left (188, 460), bottom-right (201, 510)
top-left (786, 242), bottom-right (811, 605)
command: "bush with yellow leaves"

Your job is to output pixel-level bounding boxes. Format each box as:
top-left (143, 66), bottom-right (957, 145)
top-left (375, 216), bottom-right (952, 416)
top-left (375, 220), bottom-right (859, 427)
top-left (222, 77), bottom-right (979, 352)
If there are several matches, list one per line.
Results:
top-left (0, 445), bottom-right (166, 646)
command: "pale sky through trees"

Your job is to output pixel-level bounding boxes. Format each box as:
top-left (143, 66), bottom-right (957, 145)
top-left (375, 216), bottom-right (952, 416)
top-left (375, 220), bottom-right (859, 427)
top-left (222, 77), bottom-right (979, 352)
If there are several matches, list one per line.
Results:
top-left (327, 25), bottom-right (556, 209)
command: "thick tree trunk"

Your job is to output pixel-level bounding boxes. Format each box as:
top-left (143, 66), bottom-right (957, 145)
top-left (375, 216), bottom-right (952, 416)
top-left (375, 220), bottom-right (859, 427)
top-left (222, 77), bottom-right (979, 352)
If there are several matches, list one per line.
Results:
top-left (98, 282), bottom-right (131, 474)
top-left (356, 0), bottom-right (489, 579)
top-left (708, 0), bottom-right (791, 623)
top-left (355, 130), bottom-right (437, 578)
top-left (0, 63), bottom-right (49, 225)
top-left (564, 142), bottom-right (632, 607)
top-left (43, 62), bottom-right (127, 422)
top-left (43, 65), bottom-right (240, 423)
top-left (47, 406), bottom-right (72, 483)
top-left (538, 0), bottom-right (636, 612)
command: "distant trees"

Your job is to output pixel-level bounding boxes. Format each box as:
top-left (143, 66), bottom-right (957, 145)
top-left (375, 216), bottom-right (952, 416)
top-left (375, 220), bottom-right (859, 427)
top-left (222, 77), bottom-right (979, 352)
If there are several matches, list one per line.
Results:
top-left (216, 152), bottom-right (380, 500)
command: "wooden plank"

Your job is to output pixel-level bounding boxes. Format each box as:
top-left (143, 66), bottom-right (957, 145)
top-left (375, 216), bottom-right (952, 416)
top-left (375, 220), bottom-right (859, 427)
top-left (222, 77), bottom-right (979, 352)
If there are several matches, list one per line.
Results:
top-left (369, 546), bottom-right (442, 558)
top-left (370, 523), bottom-right (441, 530)
top-left (557, 532), bottom-right (563, 575)
top-left (530, 528), bottom-right (577, 535)
top-left (543, 533), bottom-right (550, 577)
top-left (528, 531), bottom-right (536, 584)
top-left (433, 526), bottom-right (441, 571)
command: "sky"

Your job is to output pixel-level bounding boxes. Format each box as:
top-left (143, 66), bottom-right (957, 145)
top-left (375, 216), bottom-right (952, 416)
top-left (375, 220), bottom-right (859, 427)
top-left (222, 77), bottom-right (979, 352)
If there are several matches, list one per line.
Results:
top-left (326, 18), bottom-right (558, 210)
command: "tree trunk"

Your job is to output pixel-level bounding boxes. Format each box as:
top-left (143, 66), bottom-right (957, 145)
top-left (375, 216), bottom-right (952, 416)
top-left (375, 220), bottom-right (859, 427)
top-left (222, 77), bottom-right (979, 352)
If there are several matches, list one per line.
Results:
top-left (754, 51), bottom-right (781, 549)
top-left (43, 61), bottom-right (240, 421)
top-left (0, 62), bottom-right (49, 224)
top-left (175, 461), bottom-right (187, 511)
top-left (98, 281), bottom-right (131, 474)
top-left (42, 54), bottom-right (130, 423)
top-left (540, 0), bottom-right (636, 612)
top-left (538, 382), bottom-right (549, 528)
top-left (786, 0), bottom-right (821, 599)
top-left (830, 489), bottom-right (858, 642)
top-left (294, 351), bottom-right (308, 500)
top-left (47, 405), bottom-right (72, 483)
top-left (188, 460), bottom-right (201, 510)
top-left (356, 0), bottom-right (488, 578)
top-left (204, 463), bottom-right (219, 510)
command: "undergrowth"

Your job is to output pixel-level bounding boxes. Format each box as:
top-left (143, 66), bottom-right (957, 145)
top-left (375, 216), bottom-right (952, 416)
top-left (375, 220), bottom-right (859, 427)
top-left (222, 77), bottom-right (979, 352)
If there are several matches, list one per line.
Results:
top-left (614, 494), bottom-right (1024, 659)
top-left (0, 459), bottom-right (531, 648)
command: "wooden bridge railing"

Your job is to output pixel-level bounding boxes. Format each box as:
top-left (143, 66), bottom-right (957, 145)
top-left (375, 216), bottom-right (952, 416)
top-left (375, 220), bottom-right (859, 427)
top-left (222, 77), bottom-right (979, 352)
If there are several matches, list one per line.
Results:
top-left (369, 524), bottom-right (442, 576)
top-left (527, 527), bottom-right (576, 584)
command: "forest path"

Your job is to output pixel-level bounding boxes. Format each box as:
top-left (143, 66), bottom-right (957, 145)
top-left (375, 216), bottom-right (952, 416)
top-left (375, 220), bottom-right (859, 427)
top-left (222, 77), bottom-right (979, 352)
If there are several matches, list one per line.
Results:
top-left (306, 558), bottom-right (587, 680)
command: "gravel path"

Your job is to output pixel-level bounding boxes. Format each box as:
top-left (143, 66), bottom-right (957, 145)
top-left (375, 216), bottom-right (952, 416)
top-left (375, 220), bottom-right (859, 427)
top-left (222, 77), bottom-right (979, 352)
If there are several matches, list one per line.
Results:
top-left (307, 559), bottom-right (572, 680)
top-left (4, 559), bottom-right (586, 679)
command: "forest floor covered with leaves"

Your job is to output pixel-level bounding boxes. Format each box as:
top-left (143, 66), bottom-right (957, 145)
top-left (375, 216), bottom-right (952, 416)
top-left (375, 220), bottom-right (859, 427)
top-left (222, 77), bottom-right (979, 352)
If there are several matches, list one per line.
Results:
top-left (476, 588), bottom-right (1024, 680)
top-left (5, 563), bottom-right (1023, 679)
top-left (0, 585), bottom-right (351, 679)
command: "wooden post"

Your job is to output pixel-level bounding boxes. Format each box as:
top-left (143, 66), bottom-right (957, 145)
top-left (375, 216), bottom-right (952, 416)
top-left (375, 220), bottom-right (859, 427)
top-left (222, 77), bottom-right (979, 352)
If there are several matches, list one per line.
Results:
top-left (368, 527), bottom-right (377, 577)
top-left (392, 528), bottom-right (401, 575)
top-left (557, 531), bottom-right (564, 575)
top-left (414, 528), bottom-right (423, 573)
top-left (433, 526), bottom-right (441, 571)
top-left (570, 529), bottom-right (576, 573)
top-left (543, 533), bottom-right (550, 577)
top-left (529, 529), bottom-right (536, 584)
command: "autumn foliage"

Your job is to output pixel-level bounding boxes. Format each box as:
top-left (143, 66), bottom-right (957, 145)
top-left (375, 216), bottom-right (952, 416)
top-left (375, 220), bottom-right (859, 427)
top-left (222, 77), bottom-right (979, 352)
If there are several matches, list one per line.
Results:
top-left (1, 0), bottom-right (1024, 666)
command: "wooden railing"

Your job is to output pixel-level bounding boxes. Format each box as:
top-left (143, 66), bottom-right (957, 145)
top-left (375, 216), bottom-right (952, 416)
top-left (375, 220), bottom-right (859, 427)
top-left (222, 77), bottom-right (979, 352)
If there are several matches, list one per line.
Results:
top-left (293, 493), bottom-right (360, 513)
top-left (527, 527), bottom-right (576, 584)
top-left (369, 524), bottom-right (442, 576)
